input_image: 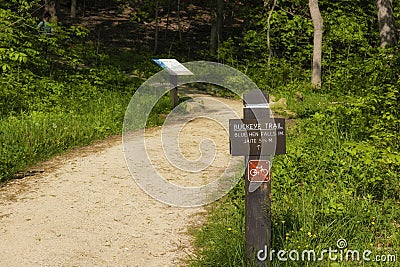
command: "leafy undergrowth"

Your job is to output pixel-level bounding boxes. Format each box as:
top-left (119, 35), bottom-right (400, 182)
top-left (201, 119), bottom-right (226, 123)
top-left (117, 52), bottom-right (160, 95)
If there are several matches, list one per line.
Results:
top-left (0, 89), bottom-right (173, 183)
top-left (0, 1), bottom-right (174, 183)
top-left (188, 175), bottom-right (246, 267)
top-left (188, 90), bottom-right (400, 267)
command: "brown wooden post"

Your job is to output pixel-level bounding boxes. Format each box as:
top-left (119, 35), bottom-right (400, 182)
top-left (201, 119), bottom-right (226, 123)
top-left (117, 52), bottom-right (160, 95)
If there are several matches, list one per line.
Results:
top-left (245, 155), bottom-right (272, 266)
top-left (243, 91), bottom-right (271, 266)
top-left (170, 74), bottom-right (179, 108)
top-left (230, 90), bottom-right (286, 266)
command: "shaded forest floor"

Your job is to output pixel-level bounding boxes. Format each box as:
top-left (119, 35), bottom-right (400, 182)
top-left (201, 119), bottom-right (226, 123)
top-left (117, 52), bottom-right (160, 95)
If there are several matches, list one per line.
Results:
top-left (55, 0), bottom-right (214, 60)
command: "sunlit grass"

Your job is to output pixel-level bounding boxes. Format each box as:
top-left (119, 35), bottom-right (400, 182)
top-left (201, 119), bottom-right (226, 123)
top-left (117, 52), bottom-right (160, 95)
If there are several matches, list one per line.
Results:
top-left (0, 91), bottom-right (172, 183)
top-left (188, 91), bottom-right (400, 267)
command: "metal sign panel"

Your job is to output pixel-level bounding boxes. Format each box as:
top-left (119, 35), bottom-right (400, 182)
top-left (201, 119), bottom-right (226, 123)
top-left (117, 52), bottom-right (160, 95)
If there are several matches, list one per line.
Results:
top-left (248, 160), bottom-right (270, 182)
top-left (243, 105), bottom-right (271, 119)
top-left (229, 118), bottom-right (286, 156)
top-left (152, 58), bottom-right (194, 76)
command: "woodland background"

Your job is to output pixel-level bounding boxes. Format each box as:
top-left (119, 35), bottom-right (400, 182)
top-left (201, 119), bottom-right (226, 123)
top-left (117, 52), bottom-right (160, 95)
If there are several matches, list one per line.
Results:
top-left (1, 0), bottom-right (399, 266)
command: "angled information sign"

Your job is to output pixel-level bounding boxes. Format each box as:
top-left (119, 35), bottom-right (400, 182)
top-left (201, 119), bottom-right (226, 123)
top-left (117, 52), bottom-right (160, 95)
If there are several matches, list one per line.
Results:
top-left (152, 59), bottom-right (194, 76)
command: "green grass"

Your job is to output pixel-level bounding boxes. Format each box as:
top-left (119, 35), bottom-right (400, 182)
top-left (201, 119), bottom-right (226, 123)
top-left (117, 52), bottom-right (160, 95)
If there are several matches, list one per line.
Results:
top-left (188, 91), bottom-right (400, 267)
top-left (0, 92), bottom-right (124, 182)
top-left (0, 90), bottom-right (173, 183)
top-left (188, 177), bottom-right (246, 267)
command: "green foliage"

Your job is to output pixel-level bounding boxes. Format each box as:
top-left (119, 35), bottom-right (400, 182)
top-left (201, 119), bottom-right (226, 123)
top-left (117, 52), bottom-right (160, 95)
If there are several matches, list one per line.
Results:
top-left (270, 115), bottom-right (400, 266)
top-left (194, 4), bottom-right (399, 263)
top-left (191, 4), bottom-right (400, 256)
top-left (189, 102), bottom-right (400, 266)
top-left (0, 92), bottom-right (128, 182)
top-left (0, 6), bottom-right (38, 73)
top-left (217, 0), bottom-right (313, 65)
top-left (0, 1), bottom-right (170, 182)
top-left (189, 177), bottom-right (246, 267)
top-left (269, 10), bottom-right (313, 64)
top-left (1, 0), bottom-right (399, 265)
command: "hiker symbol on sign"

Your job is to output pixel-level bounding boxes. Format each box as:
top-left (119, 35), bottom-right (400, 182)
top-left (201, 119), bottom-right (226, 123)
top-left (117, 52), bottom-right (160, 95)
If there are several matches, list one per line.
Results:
top-left (248, 160), bottom-right (270, 182)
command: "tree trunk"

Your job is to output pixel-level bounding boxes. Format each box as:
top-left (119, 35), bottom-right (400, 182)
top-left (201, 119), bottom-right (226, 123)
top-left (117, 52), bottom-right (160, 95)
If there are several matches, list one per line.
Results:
top-left (266, 0), bottom-right (277, 65)
top-left (210, 24), bottom-right (217, 54)
top-left (71, 0), bottom-right (77, 18)
top-left (82, 0), bottom-right (86, 17)
top-left (210, 1), bottom-right (217, 55)
top-left (55, 0), bottom-right (60, 16)
top-left (177, 0), bottom-right (183, 42)
top-left (210, 0), bottom-right (224, 55)
top-left (165, 0), bottom-right (172, 40)
top-left (377, 0), bottom-right (399, 48)
top-left (216, 0), bottom-right (223, 42)
top-left (309, 0), bottom-right (323, 88)
top-left (153, 0), bottom-right (159, 54)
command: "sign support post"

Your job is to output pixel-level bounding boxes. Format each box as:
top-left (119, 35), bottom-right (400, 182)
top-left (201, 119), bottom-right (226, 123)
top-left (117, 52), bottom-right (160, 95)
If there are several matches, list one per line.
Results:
top-left (229, 89), bottom-right (286, 266)
top-left (245, 154), bottom-right (272, 266)
top-left (152, 59), bottom-right (194, 108)
top-left (170, 74), bottom-right (179, 108)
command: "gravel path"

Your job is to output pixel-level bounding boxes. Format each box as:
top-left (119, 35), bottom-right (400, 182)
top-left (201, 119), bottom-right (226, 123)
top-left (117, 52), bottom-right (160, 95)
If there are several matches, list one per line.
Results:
top-left (0, 91), bottom-right (243, 266)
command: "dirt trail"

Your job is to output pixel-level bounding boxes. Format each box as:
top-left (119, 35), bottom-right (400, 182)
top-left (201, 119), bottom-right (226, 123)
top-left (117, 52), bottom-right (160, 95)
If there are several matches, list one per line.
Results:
top-left (0, 91), bottom-right (243, 267)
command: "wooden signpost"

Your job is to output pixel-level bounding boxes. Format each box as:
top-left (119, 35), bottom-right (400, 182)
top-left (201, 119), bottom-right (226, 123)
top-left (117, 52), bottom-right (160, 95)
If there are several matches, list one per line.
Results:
top-left (229, 89), bottom-right (286, 266)
top-left (152, 59), bottom-right (194, 107)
